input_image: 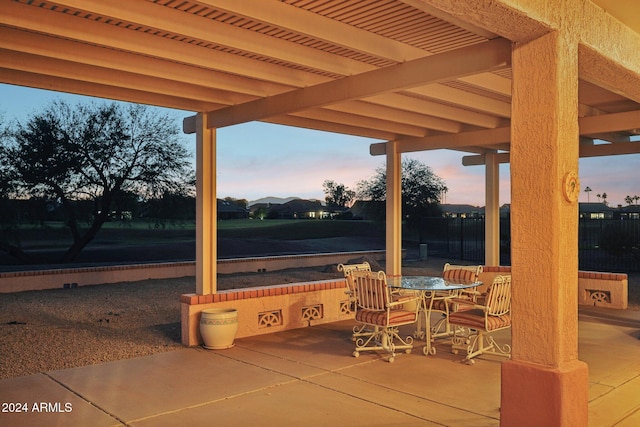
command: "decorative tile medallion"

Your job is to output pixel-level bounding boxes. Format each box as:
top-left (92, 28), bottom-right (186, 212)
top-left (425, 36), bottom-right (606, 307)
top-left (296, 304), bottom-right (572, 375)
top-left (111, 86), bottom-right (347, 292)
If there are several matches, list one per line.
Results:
top-left (340, 300), bottom-right (353, 314)
top-left (588, 289), bottom-right (611, 304)
top-left (302, 304), bottom-right (323, 321)
top-left (258, 310), bottom-right (283, 328)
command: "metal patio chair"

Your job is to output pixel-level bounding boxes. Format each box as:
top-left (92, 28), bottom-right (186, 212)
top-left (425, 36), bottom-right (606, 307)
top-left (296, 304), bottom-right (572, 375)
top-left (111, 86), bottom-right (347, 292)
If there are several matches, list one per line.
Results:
top-left (337, 261), bottom-right (371, 308)
top-left (429, 264), bottom-right (483, 340)
top-left (338, 261), bottom-right (373, 341)
top-left (449, 274), bottom-right (512, 365)
top-left (443, 263), bottom-right (484, 301)
top-left (351, 270), bottom-right (420, 363)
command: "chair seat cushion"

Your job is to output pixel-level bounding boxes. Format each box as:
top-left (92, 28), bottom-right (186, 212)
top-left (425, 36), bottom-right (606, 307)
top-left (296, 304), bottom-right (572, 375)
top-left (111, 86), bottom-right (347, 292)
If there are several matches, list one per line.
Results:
top-left (449, 309), bottom-right (511, 331)
top-left (356, 309), bottom-right (417, 326)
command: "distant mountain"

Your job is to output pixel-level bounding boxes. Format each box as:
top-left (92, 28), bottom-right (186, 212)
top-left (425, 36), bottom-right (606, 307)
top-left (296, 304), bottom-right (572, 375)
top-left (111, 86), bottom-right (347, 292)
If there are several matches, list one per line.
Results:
top-left (248, 196), bottom-right (301, 207)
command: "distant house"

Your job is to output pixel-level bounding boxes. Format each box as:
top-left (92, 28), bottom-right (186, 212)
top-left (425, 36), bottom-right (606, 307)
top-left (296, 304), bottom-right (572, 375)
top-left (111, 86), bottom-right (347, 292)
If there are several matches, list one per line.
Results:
top-left (267, 199), bottom-right (325, 219)
top-left (441, 204), bottom-right (484, 218)
top-left (579, 202), bottom-right (614, 219)
top-left (433, 203), bottom-right (630, 220)
top-left (618, 204), bottom-right (640, 220)
top-left (217, 199), bottom-right (249, 220)
top-left (248, 203), bottom-right (270, 219)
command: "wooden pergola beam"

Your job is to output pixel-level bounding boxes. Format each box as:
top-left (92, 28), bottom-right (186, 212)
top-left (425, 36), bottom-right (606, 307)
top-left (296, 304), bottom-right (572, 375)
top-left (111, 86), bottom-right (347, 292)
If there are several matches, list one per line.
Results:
top-left (194, 38), bottom-right (511, 130)
top-left (369, 109), bottom-right (640, 158)
top-left (462, 141), bottom-right (640, 166)
top-left (370, 127), bottom-right (510, 155)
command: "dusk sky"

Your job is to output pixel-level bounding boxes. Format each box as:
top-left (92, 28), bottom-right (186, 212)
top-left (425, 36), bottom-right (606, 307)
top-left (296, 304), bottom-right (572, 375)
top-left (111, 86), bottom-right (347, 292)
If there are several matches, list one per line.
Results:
top-left (1, 84), bottom-right (638, 207)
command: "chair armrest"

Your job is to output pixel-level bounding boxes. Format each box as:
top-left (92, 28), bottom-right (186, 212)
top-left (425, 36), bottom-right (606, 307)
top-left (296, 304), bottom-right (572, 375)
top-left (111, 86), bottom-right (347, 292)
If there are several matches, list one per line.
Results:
top-left (392, 295), bottom-right (417, 303)
top-left (387, 294), bottom-right (420, 309)
top-left (450, 298), bottom-right (486, 311)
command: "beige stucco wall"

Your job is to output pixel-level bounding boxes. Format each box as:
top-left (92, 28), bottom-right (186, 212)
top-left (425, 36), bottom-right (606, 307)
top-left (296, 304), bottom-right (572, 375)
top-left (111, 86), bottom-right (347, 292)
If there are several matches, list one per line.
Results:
top-left (181, 280), bottom-right (352, 346)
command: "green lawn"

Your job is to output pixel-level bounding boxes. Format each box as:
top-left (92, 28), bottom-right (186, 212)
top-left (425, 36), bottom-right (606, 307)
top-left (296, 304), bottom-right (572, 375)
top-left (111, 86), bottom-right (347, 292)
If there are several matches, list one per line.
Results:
top-left (217, 219), bottom-right (383, 240)
top-left (7, 219), bottom-right (384, 249)
top-left (8, 220), bottom-right (196, 249)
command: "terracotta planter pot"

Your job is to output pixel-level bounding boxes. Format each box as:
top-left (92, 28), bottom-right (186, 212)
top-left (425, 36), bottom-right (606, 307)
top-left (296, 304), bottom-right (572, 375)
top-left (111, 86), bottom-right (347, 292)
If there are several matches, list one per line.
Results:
top-left (199, 308), bottom-right (238, 349)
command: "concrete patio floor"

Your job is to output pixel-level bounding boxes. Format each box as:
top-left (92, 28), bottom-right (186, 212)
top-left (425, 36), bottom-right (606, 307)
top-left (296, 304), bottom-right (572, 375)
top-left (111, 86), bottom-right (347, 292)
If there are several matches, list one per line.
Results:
top-left (0, 307), bottom-right (638, 427)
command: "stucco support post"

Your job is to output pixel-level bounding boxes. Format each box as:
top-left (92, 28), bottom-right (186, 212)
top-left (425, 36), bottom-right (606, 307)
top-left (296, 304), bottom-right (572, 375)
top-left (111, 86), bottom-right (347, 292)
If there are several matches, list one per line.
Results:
top-left (485, 151), bottom-right (500, 265)
top-left (195, 112), bottom-right (217, 295)
top-left (385, 140), bottom-right (402, 277)
top-left (501, 32), bottom-right (588, 426)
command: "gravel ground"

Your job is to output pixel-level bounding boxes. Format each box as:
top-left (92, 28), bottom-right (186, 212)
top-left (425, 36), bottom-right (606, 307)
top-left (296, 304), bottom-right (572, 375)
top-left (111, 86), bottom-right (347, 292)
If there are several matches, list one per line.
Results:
top-left (0, 254), bottom-right (438, 380)
top-left (1, 256), bottom-right (637, 380)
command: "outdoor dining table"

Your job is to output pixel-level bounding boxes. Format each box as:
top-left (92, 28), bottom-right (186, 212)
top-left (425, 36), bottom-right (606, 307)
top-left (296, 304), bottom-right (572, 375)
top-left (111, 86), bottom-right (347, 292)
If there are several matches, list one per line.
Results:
top-left (387, 276), bottom-right (481, 356)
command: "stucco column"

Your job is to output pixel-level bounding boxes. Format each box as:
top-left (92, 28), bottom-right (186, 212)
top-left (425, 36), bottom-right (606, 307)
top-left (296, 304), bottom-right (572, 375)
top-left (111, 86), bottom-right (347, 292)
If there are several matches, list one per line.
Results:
top-left (501, 32), bottom-right (588, 426)
top-left (195, 112), bottom-right (217, 295)
top-left (485, 151), bottom-right (500, 265)
top-left (385, 140), bottom-right (402, 276)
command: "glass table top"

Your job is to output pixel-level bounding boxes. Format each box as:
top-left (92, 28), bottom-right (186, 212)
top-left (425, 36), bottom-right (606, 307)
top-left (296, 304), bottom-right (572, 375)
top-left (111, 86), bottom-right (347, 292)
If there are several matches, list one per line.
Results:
top-left (387, 276), bottom-right (480, 291)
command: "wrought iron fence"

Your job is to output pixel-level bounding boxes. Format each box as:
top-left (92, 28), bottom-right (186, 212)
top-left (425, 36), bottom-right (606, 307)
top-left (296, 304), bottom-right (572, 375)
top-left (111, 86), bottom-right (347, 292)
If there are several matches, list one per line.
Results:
top-left (419, 217), bottom-right (640, 272)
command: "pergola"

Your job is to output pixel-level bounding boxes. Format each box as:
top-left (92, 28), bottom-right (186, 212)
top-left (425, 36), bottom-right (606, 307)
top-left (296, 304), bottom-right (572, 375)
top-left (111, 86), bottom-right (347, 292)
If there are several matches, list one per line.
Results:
top-left (2, 1), bottom-right (639, 425)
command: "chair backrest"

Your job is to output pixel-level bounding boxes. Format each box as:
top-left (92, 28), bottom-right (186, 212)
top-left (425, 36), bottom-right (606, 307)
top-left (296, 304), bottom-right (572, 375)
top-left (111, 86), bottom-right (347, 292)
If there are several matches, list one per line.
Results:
top-left (338, 262), bottom-right (371, 276)
top-left (442, 263), bottom-right (483, 282)
top-left (484, 275), bottom-right (511, 316)
top-left (338, 262), bottom-right (372, 297)
top-left (350, 270), bottom-right (389, 311)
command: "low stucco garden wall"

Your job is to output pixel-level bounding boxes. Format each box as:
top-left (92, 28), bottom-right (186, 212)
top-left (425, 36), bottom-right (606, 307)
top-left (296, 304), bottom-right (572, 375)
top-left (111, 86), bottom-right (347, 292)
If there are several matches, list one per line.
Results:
top-left (479, 266), bottom-right (628, 310)
top-left (181, 279), bottom-right (353, 346)
top-left (0, 250), bottom-right (386, 293)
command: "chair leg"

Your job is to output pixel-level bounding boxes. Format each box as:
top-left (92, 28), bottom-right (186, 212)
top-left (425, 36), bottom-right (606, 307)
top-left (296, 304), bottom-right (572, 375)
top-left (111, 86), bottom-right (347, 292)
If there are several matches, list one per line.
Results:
top-left (431, 313), bottom-right (452, 339)
top-left (451, 327), bottom-right (478, 364)
top-left (451, 328), bottom-right (511, 365)
top-left (421, 308), bottom-right (455, 357)
top-left (482, 334), bottom-right (511, 359)
top-left (430, 299), bottom-right (456, 339)
top-left (351, 323), bottom-right (376, 342)
top-left (389, 327), bottom-right (414, 354)
top-left (353, 326), bottom-right (414, 363)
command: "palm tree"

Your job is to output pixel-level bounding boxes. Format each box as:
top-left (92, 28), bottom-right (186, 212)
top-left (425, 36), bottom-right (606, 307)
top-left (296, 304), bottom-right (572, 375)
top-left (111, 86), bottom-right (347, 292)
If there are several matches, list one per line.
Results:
top-left (596, 193), bottom-right (601, 202)
top-left (601, 192), bottom-right (608, 206)
top-left (625, 195), bottom-right (633, 206)
top-left (584, 186), bottom-right (592, 202)
top-left (634, 195), bottom-right (639, 205)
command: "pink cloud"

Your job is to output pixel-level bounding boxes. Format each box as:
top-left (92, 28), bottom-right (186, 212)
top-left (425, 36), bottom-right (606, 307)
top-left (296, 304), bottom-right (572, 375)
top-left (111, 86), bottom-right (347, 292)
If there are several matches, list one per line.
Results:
top-left (214, 123), bottom-right (637, 207)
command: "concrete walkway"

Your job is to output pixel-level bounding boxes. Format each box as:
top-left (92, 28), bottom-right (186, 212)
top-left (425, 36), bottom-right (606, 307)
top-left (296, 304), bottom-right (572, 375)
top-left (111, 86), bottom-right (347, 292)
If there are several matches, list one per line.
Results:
top-left (0, 308), bottom-right (639, 426)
